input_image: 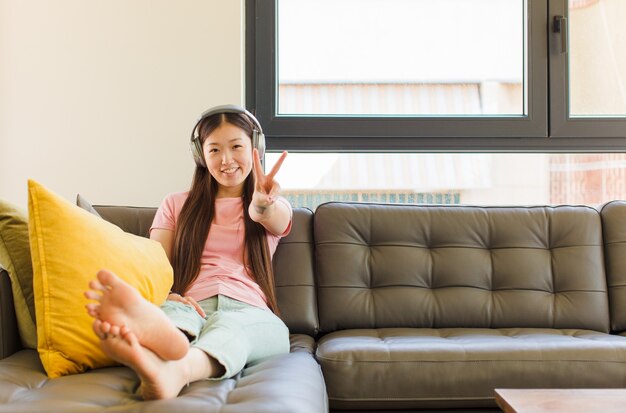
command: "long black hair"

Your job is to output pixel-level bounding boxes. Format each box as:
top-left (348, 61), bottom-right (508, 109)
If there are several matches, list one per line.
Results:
top-left (170, 112), bottom-right (279, 314)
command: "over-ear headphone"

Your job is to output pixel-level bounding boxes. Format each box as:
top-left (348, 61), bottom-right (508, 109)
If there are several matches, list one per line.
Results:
top-left (190, 104), bottom-right (265, 168)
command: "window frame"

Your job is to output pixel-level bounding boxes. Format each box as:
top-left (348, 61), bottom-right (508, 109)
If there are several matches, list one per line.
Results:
top-left (549, 0), bottom-right (626, 138)
top-left (247, 0), bottom-right (626, 152)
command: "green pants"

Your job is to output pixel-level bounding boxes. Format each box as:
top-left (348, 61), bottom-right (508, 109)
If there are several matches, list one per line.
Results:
top-left (160, 295), bottom-right (290, 379)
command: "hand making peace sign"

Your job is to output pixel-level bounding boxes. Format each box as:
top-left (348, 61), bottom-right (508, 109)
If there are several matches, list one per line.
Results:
top-left (252, 149), bottom-right (288, 213)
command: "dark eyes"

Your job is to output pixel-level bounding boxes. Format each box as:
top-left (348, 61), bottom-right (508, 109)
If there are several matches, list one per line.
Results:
top-left (207, 145), bottom-right (243, 154)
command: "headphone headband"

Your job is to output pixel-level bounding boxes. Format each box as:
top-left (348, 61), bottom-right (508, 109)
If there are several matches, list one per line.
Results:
top-left (194, 104), bottom-right (263, 136)
top-left (190, 104), bottom-right (265, 168)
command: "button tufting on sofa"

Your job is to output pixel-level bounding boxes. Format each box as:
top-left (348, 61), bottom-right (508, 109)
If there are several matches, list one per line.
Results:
top-left (5, 200), bottom-right (626, 412)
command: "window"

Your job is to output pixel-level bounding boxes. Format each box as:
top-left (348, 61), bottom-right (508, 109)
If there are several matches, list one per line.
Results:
top-left (248, 0), bottom-right (626, 149)
top-left (250, 0), bottom-right (626, 208)
top-left (277, 0), bottom-right (526, 117)
top-left (550, 0), bottom-right (626, 137)
top-left (265, 151), bottom-right (626, 209)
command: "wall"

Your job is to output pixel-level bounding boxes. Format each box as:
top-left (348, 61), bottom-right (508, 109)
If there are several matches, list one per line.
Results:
top-left (0, 0), bottom-right (244, 209)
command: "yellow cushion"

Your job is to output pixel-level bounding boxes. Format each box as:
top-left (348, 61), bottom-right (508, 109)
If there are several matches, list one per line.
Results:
top-left (28, 180), bottom-right (172, 378)
top-left (0, 200), bottom-right (37, 349)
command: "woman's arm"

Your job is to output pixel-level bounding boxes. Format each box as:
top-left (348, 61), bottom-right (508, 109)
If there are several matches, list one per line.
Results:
top-left (248, 150), bottom-right (291, 235)
top-left (149, 228), bottom-right (206, 317)
top-left (150, 228), bottom-right (175, 262)
top-left (249, 196), bottom-right (292, 236)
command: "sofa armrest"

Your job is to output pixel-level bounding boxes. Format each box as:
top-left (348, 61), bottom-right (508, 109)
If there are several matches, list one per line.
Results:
top-left (0, 268), bottom-right (21, 359)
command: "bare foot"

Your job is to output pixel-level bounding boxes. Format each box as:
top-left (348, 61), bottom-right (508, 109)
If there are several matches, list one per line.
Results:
top-left (84, 269), bottom-right (189, 360)
top-left (96, 326), bottom-right (190, 400)
top-left (92, 318), bottom-right (126, 340)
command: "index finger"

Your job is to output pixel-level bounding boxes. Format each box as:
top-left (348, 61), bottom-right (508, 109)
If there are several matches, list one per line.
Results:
top-left (252, 148), bottom-right (264, 180)
top-left (266, 151), bottom-right (288, 180)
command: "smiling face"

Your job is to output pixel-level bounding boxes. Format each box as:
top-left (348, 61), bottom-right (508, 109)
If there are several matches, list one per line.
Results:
top-left (203, 122), bottom-right (254, 198)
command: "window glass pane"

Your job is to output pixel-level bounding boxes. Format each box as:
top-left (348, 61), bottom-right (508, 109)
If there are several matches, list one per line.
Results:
top-left (267, 152), bottom-right (626, 209)
top-left (277, 0), bottom-right (526, 116)
top-left (569, 0), bottom-right (626, 117)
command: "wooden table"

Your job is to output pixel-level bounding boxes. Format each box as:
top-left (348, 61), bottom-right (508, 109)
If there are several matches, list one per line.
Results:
top-left (495, 389), bottom-right (626, 413)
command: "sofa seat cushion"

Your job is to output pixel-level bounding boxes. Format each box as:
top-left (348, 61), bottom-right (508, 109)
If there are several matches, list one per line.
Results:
top-left (0, 335), bottom-right (327, 413)
top-left (316, 328), bottom-right (626, 410)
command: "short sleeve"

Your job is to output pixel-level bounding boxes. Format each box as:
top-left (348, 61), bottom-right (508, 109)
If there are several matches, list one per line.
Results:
top-left (150, 192), bottom-right (188, 234)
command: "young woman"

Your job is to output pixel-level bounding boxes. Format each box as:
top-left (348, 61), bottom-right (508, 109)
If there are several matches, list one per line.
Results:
top-left (84, 105), bottom-right (292, 400)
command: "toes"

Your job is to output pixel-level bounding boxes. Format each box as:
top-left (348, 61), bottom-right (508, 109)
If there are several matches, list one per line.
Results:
top-left (92, 319), bottom-right (106, 339)
top-left (84, 290), bottom-right (102, 301)
top-left (88, 279), bottom-right (105, 291)
top-left (100, 321), bottom-right (112, 334)
top-left (97, 269), bottom-right (119, 289)
top-left (124, 330), bottom-right (139, 347)
top-left (120, 326), bottom-right (133, 343)
top-left (109, 324), bottom-right (121, 337)
top-left (85, 303), bottom-right (100, 318)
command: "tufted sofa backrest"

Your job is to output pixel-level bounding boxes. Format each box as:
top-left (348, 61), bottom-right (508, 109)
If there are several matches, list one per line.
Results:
top-left (92, 205), bottom-right (319, 336)
top-left (599, 201), bottom-right (626, 332)
top-left (314, 202), bottom-right (610, 334)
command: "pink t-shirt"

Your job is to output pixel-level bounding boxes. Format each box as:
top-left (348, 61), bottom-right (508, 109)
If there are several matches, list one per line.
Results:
top-left (150, 191), bottom-right (292, 309)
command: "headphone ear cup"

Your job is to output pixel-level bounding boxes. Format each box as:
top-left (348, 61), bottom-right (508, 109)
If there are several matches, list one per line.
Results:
top-left (190, 137), bottom-right (205, 167)
top-left (254, 130), bottom-right (266, 160)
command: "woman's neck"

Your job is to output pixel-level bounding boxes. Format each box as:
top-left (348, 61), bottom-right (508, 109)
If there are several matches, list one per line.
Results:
top-left (216, 187), bottom-right (243, 198)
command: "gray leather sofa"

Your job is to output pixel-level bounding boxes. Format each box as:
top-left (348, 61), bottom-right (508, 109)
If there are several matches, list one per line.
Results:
top-left (3, 200), bottom-right (626, 412)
